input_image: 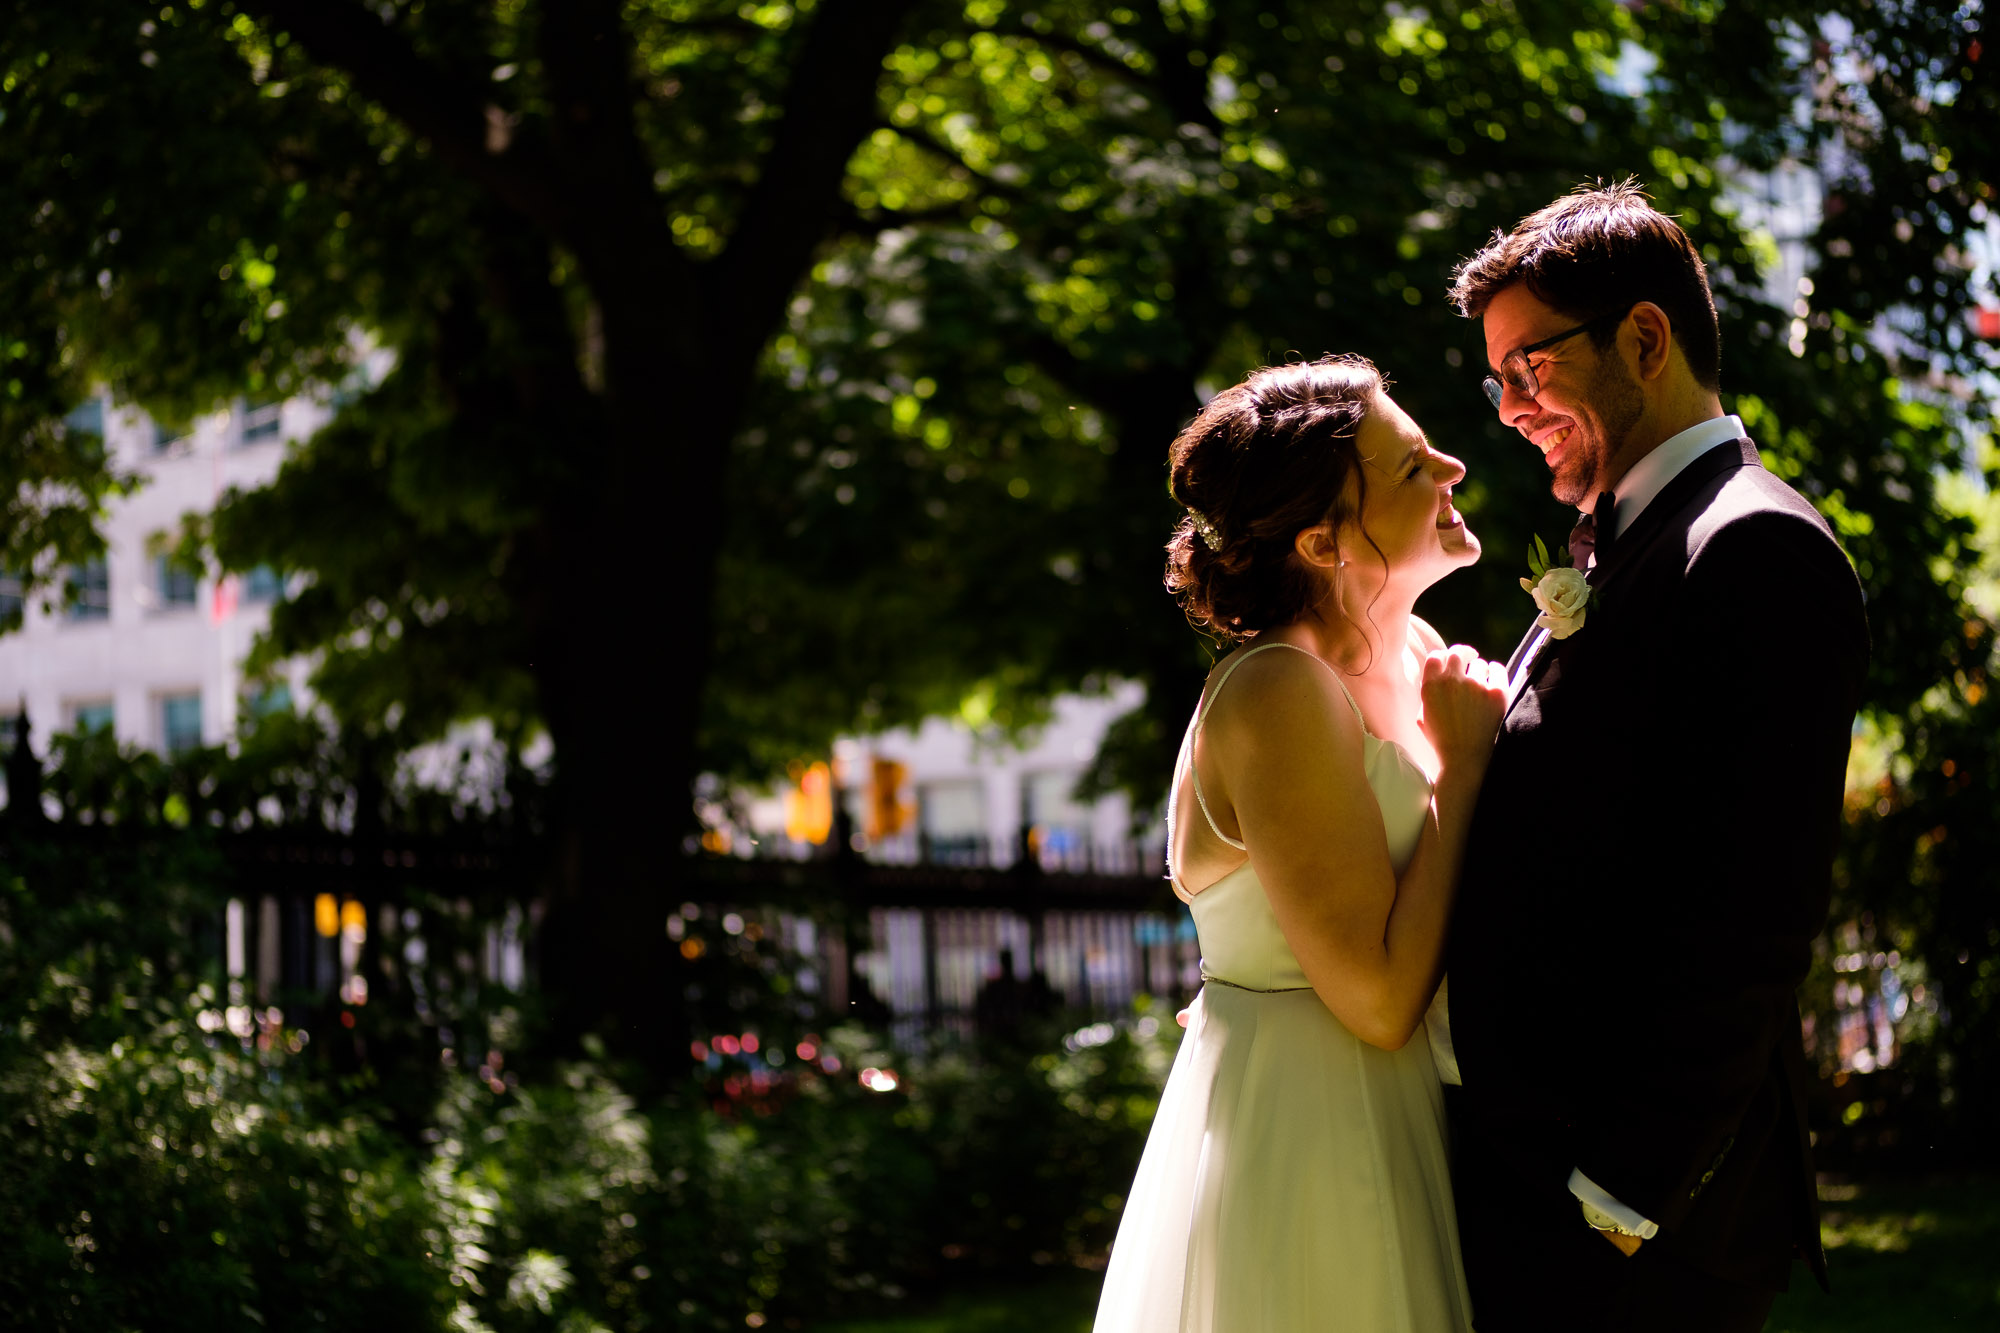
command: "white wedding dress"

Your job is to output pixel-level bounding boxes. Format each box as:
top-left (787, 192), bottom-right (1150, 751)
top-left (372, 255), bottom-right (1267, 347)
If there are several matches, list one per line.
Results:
top-left (1094, 642), bottom-right (1473, 1332)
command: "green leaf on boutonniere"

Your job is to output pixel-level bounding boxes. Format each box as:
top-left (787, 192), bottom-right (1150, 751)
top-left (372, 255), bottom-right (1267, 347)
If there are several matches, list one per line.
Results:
top-left (1528, 534), bottom-right (1550, 580)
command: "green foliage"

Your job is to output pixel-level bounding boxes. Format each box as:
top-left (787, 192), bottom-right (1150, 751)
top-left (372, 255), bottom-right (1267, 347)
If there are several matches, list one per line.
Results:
top-left (207, 353), bottom-right (554, 762)
top-left (0, 815), bottom-right (1181, 1329)
top-left (0, 807), bottom-right (445, 1329)
top-left (1, 1023), bottom-right (448, 1332)
top-left (2, 0), bottom-right (1997, 1172)
top-left (1825, 429), bottom-right (2000, 1161)
top-left (900, 1007), bottom-right (1179, 1270)
top-left (4, 0), bottom-right (1988, 794)
top-left (476, 1044), bottom-right (936, 1330)
top-left (707, 0), bottom-right (1997, 807)
top-left (1526, 534), bottom-right (1551, 581)
top-left (1, 1009), bottom-right (1177, 1331)
top-left (709, 0), bottom-right (1678, 781)
top-left (406, 1016), bottom-right (1180, 1329)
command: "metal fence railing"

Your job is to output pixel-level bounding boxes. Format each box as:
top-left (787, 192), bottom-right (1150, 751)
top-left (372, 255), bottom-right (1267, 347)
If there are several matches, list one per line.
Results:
top-left (204, 830), bottom-right (1197, 1048)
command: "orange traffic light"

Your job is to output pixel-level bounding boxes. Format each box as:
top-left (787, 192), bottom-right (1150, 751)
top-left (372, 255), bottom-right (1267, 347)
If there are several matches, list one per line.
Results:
top-left (784, 760), bottom-right (834, 844)
top-left (868, 757), bottom-right (912, 838)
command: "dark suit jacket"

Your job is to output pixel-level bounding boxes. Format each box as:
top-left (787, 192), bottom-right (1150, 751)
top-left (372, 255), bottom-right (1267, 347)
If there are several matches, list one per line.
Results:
top-left (1449, 439), bottom-right (1868, 1298)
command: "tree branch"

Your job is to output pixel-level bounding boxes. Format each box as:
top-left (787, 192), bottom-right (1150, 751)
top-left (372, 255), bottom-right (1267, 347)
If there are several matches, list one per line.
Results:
top-left (835, 199), bottom-right (985, 239)
top-left (983, 10), bottom-right (1223, 136)
top-left (240, 0), bottom-right (571, 238)
top-left (884, 120), bottom-right (1026, 198)
top-left (1133, 1), bottom-right (1224, 135)
top-left (534, 0), bottom-right (676, 266)
top-left (990, 17), bottom-right (1159, 94)
top-left (714, 0), bottom-right (923, 365)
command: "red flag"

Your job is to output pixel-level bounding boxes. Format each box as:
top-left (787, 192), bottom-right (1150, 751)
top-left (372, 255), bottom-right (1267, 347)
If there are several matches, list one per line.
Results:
top-left (210, 574), bottom-right (241, 624)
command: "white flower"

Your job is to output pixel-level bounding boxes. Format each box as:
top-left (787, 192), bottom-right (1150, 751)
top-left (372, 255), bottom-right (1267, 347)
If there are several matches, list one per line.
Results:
top-left (1519, 566), bottom-right (1591, 640)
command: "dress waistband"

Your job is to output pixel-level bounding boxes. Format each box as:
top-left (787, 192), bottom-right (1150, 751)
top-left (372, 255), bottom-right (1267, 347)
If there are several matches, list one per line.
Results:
top-left (1200, 973), bottom-right (1313, 994)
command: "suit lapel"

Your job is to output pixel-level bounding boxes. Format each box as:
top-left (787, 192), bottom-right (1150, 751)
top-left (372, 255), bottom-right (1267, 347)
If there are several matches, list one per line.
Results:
top-left (1504, 624), bottom-right (1544, 720)
top-left (1585, 440), bottom-right (1753, 599)
top-left (1500, 439), bottom-right (1754, 723)
top-left (1503, 624), bottom-right (1549, 719)
top-left (1503, 621), bottom-right (1542, 679)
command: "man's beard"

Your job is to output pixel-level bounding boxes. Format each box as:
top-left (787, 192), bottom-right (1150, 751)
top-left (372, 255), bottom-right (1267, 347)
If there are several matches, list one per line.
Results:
top-left (1550, 354), bottom-right (1645, 507)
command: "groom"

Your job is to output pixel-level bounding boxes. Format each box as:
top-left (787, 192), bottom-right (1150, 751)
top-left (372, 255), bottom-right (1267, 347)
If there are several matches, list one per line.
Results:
top-left (1442, 182), bottom-right (1869, 1331)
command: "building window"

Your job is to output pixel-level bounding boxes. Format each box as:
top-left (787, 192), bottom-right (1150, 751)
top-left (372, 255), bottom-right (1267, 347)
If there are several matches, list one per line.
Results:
top-left (243, 564), bottom-right (283, 602)
top-left (240, 399), bottom-right (283, 444)
top-left (161, 692), bottom-right (202, 756)
top-left (64, 397), bottom-right (105, 438)
top-left (155, 554), bottom-right (199, 609)
top-left (65, 560), bottom-right (111, 622)
top-left (71, 700), bottom-right (115, 734)
top-left (0, 570), bottom-right (22, 626)
top-left (1023, 769), bottom-right (1093, 868)
top-left (918, 778), bottom-right (987, 863)
top-left (151, 421), bottom-right (184, 454)
top-left (246, 682), bottom-right (292, 718)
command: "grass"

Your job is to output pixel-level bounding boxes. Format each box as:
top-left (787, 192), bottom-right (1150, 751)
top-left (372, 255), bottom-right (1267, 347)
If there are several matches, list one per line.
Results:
top-left (1764, 1176), bottom-right (2000, 1332)
top-left (813, 1179), bottom-right (1999, 1332)
top-left (812, 1269), bottom-right (1100, 1333)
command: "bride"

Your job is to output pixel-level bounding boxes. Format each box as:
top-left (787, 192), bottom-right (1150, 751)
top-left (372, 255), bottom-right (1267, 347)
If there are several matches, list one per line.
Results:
top-left (1093, 356), bottom-right (1505, 1331)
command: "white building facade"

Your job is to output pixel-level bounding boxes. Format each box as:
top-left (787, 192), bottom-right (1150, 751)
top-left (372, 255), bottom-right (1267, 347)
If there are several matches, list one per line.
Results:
top-left (731, 682), bottom-right (1165, 875)
top-left (8, 389), bottom-right (1170, 883)
top-left (0, 393), bottom-right (323, 759)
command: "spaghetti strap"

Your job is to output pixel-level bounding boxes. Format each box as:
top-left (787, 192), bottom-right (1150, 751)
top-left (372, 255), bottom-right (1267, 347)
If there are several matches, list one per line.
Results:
top-left (1185, 641), bottom-right (1359, 851)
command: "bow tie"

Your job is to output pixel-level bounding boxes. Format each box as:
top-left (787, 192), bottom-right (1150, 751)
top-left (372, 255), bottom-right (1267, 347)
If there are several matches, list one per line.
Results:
top-left (1567, 491), bottom-right (1617, 571)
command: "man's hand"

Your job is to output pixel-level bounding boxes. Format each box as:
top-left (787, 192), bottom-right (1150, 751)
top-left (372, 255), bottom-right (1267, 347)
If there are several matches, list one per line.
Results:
top-left (1599, 1231), bottom-right (1643, 1258)
top-left (1579, 1194), bottom-right (1647, 1257)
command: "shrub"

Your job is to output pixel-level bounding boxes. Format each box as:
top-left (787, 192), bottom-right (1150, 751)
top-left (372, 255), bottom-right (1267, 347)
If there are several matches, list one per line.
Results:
top-left (0, 809), bottom-right (1177, 1329)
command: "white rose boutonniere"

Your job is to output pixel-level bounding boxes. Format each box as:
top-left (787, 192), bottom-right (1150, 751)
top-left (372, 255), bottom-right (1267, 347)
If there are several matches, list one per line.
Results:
top-left (1520, 535), bottom-right (1595, 640)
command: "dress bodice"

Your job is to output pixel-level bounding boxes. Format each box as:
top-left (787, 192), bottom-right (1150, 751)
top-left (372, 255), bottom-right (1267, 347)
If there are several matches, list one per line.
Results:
top-left (1184, 730), bottom-right (1434, 990)
top-left (1169, 641), bottom-right (1462, 1084)
top-left (1098, 640), bottom-right (1475, 1333)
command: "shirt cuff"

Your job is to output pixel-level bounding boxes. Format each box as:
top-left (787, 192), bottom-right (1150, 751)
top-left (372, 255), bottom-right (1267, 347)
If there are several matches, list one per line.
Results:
top-left (1568, 1168), bottom-right (1660, 1239)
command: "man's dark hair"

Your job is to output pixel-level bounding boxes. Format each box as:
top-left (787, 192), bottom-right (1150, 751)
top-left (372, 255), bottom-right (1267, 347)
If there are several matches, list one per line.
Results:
top-left (1449, 179), bottom-right (1722, 391)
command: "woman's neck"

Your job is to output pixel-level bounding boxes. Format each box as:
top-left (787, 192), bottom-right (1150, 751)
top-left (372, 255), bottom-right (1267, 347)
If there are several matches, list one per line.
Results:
top-left (1277, 590), bottom-right (1417, 682)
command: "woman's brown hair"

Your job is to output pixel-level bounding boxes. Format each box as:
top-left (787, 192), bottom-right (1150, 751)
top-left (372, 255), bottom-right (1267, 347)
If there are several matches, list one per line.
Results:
top-left (1165, 355), bottom-right (1383, 643)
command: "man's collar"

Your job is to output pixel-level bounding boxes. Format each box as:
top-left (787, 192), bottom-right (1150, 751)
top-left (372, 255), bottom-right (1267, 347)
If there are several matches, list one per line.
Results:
top-left (1587, 415), bottom-right (1745, 540)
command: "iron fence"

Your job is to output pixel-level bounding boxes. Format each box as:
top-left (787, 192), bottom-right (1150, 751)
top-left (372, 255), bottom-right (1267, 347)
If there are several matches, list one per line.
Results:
top-left (205, 829), bottom-right (1199, 1048)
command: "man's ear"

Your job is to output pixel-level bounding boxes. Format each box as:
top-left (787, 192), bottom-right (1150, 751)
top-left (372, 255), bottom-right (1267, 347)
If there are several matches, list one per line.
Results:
top-left (1294, 522), bottom-right (1342, 570)
top-left (1628, 301), bottom-right (1675, 382)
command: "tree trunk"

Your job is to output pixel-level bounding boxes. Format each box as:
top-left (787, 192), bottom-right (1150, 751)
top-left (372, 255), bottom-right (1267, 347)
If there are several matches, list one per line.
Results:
top-left (254, 0), bottom-right (923, 1079)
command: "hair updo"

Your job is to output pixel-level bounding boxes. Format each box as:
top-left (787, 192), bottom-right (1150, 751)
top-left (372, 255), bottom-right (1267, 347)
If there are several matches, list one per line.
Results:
top-left (1165, 355), bottom-right (1383, 642)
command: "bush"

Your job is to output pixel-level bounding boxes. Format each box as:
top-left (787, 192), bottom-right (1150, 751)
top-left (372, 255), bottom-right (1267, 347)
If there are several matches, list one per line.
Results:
top-left (385, 1014), bottom-right (1177, 1331)
top-left (0, 818), bottom-right (1177, 1331)
top-left (0, 1010), bottom-right (447, 1331)
top-left (901, 1006), bottom-right (1178, 1273)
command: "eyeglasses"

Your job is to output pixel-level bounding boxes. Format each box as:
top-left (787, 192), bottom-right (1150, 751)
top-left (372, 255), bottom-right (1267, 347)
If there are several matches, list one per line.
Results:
top-left (1480, 308), bottom-right (1631, 409)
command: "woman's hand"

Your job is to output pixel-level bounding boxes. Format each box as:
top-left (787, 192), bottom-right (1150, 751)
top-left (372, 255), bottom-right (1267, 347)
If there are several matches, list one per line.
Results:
top-left (1419, 646), bottom-right (1507, 777)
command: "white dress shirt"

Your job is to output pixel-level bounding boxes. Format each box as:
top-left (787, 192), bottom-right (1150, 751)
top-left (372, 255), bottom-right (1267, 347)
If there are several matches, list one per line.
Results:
top-left (1587, 414), bottom-right (1746, 554)
top-left (1504, 414), bottom-right (1748, 698)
